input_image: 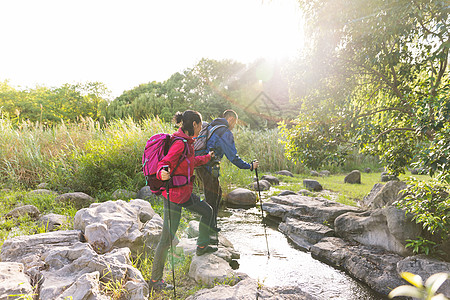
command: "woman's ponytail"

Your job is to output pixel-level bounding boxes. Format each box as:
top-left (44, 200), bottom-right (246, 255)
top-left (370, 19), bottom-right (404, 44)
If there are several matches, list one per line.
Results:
top-left (173, 110), bottom-right (201, 136)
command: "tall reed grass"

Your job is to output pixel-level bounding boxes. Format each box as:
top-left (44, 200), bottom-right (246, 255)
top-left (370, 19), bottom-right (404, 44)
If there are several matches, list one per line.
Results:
top-left (0, 115), bottom-right (376, 196)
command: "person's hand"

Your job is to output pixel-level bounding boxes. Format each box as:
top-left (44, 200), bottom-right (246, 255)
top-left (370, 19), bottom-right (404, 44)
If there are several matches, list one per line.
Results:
top-left (251, 160), bottom-right (259, 170)
top-left (160, 169), bottom-right (170, 181)
top-left (209, 150), bottom-right (215, 159)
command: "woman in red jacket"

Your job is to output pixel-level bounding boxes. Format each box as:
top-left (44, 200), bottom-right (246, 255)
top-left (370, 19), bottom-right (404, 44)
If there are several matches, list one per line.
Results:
top-left (149, 110), bottom-right (218, 291)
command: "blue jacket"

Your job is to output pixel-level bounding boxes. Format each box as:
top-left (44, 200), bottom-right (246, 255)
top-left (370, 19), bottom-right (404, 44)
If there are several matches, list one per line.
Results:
top-left (204, 118), bottom-right (252, 173)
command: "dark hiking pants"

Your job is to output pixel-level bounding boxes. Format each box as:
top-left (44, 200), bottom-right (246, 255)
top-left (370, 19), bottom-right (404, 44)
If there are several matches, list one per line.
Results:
top-left (196, 166), bottom-right (222, 229)
top-left (151, 193), bottom-right (213, 281)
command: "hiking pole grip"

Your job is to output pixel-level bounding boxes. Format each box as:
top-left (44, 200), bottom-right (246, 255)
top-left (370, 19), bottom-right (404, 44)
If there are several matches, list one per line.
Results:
top-left (253, 160), bottom-right (270, 257)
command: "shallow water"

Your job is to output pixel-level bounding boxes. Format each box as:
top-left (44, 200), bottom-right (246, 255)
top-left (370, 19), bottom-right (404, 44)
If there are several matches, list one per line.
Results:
top-left (218, 207), bottom-right (386, 300)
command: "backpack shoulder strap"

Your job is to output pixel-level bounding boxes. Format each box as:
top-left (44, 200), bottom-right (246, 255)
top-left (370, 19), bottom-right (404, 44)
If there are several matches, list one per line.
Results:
top-left (207, 124), bottom-right (227, 140)
top-left (168, 136), bottom-right (188, 176)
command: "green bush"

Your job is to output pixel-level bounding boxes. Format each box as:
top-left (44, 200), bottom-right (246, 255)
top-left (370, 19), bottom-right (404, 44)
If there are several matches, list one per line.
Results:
top-left (395, 178), bottom-right (450, 258)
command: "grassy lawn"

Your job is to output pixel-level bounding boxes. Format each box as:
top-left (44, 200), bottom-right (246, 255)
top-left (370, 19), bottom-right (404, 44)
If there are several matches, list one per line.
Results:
top-left (270, 172), bottom-right (431, 206)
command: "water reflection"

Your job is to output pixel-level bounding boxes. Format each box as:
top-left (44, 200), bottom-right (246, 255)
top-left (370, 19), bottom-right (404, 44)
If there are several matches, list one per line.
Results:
top-left (218, 207), bottom-right (386, 300)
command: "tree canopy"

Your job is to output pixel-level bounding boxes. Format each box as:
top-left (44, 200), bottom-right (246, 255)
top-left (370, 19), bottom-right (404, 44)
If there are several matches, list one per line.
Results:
top-left (283, 0), bottom-right (449, 180)
top-left (0, 81), bottom-right (110, 125)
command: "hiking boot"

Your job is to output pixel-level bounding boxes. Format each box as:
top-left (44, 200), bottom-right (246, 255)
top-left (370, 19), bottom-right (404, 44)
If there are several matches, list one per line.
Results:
top-left (196, 245), bottom-right (218, 256)
top-left (148, 279), bottom-right (174, 291)
top-left (212, 226), bottom-right (221, 233)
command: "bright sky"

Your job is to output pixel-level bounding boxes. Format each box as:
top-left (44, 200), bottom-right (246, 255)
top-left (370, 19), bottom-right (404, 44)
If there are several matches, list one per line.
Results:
top-left (0, 0), bottom-right (304, 98)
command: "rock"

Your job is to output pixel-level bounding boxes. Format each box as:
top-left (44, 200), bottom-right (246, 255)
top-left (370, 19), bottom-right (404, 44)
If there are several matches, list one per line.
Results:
top-left (36, 182), bottom-right (49, 189)
top-left (53, 271), bottom-right (109, 300)
top-left (112, 188), bottom-right (137, 200)
top-left (129, 199), bottom-right (157, 223)
top-left (397, 256), bottom-right (450, 297)
top-left (189, 253), bottom-right (234, 286)
top-left (38, 213), bottom-right (69, 231)
top-left (85, 223), bottom-right (113, 254)
top-left (0, 262), bottom-right (33, 298)
top-left (187, 220), bottom-right (200, 238)
top-left (297, 189), bottom-right (313, 196)
top-left (334, 207), bottom-right (422, 256)
top-left (56, 192), bottom-right (95, 209)
top-left (187, 277), bottom-right (316, 300)
top-left (0, 230), bottom-right (83, 265)
top-left (5, 205), bottom-right (40, 220)
top-left (27, 189), bottom-right (58, 196)
top-left (74, 200), bottom-right (163, 254)
top-left (344, 170), bottom-right (361, 184)
top-left (303, 179), bottom-right (322, 191)
top-left (263, 195), bottom-right (361, 224)
top-left (261, 175), bottom-right (279, 185)
top-left (187, 278), bottom-right (257, 299)
top-left (279, 217), bottom-right (334, 251)
top-left (381, 172), bottom-right (399, 182)
top-left (258, 285), bottom-right (317, 299)
top-left (364, 168), bottom-right (371, 173)
top-left (278, 190), bottom-right (297, 196)
top-left (136, 185), bottom-right (159, 202)
top-left (249, 179), bottom-right (271, 191)
top-left (275, 170), bottom-right (294, 177)
top-left (362, 181), bottom-right (407, 209)
top-left (311, 237), bottom-right (450, 298)
top-left (319, 170), bottom-right (331, 177)
top-left (226, 188), bottom-right (257, 207)
top-left (310, 170), bottom-right (319, 177)
top-left (310, 237), bottom-right (405, 296)
top-left (38, 242), bottom-right (148, 300)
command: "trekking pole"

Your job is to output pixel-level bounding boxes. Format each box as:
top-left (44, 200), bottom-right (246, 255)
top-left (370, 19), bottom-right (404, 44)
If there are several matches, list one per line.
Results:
top-left (165, 179), bottom-right (177, 298)
top-left (254, 161), bottom-right (270, 257)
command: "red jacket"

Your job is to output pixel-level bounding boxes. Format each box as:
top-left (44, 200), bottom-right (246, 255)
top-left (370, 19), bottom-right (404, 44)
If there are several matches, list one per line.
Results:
top-left (156, 128), bottom-right (211, 204)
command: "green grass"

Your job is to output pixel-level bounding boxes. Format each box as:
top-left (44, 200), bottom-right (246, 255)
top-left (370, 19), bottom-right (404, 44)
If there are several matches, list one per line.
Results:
top-left (266, 171), bottom-right (432, 206)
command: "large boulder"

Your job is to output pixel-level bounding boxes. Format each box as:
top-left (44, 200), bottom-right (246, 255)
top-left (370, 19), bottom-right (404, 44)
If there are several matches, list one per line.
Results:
top-left (275, 170), bottom-right (294, 177)
top-left (381, 172), bottom-right (399, 182)
top-left (226, 188), bottom-right (257, 207)
top-left (38, 213), bottom-right (70, 231)
top-left (263, 194), bottom-right (361, 224)
top-left (261, 175), bottom-right (279, 185)
top-left (27, 189), bottom-right (58, 196)
top-left (136, 185), bottom-right (159, 202)
top-left (187, 278), bottom-right (316, 300)
top-left (278, 217), bottom-right (334, 251)
top-left (361, 181), bottom-right (407, 209)
top-left (310, 237), bottom-right (405, 296)
top-left (334, 206), bottom-right (422, 256)
top-left (249, 179), bottom-right (271, 191)
top-left (189, 253), bottom-right (235, 286)
top-left (74, 199), bottom-right (162, 254)
top-left (0, 230), bottom-right (83, 264)
top-left (344, 170), bottom-right (361, 184)
top-left (5, 205), bottom-right (40, 220)
top-left (56, 192), bottom-right (95, 209)
top-left (311, 237), bottom-right (450, 298)
top-left (0, 262), bottom-right (33, 298)
top-left (397, 256), bottom-right (450, 297)
top-left (303, 179), bottom-right (322, 191)
top-left (39, 242), bottom-right (148, 300)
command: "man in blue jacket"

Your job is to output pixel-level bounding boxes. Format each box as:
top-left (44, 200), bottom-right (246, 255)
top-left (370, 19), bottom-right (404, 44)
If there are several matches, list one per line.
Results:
top-left (196, 110), bottom-right (259, 236)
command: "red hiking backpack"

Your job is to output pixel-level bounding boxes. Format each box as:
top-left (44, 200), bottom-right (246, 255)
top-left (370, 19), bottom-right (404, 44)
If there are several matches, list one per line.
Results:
top-left (142, 133), bottom-right (189, 195)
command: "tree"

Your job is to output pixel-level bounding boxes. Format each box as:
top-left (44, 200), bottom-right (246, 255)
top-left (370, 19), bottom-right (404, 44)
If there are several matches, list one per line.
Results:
top-left (284, 0), bottom-right (450, 179)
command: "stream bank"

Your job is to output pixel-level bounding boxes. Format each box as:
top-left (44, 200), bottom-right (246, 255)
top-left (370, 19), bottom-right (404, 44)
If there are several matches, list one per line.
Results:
top-left (218, 207), bottom-right (385, 299)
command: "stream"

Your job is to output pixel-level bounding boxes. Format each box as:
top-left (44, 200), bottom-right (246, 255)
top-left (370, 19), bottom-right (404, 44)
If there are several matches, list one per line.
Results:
top-left (218, 206), bottom-right (386, 300)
